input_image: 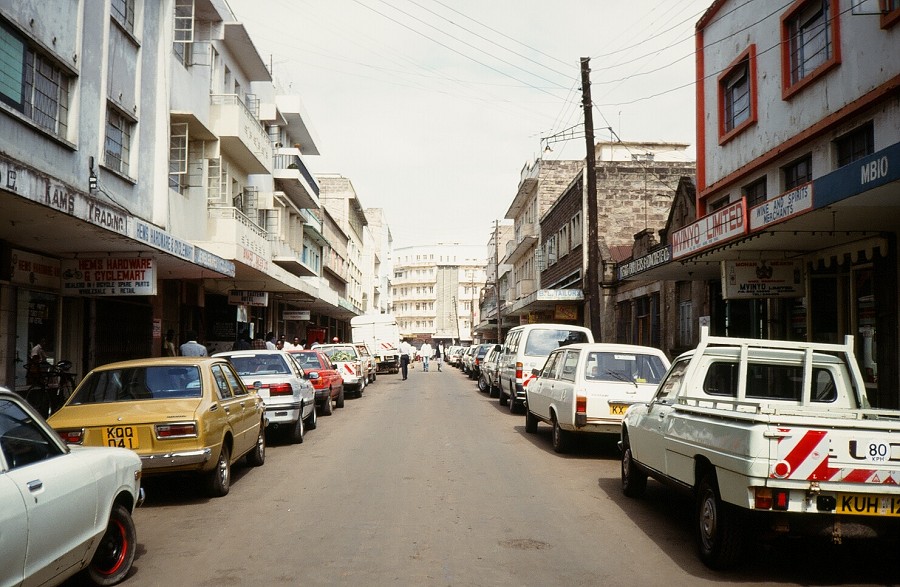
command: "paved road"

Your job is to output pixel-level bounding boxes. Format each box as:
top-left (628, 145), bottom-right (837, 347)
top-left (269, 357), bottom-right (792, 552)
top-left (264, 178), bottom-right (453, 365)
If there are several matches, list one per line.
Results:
top-left (102, 365), bottom-right (899, 586)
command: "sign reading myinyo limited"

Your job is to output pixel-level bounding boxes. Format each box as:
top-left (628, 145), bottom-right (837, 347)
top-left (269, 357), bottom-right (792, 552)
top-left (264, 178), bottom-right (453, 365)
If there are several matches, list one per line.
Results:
top-left (61, 256), bottom-right (156, 296)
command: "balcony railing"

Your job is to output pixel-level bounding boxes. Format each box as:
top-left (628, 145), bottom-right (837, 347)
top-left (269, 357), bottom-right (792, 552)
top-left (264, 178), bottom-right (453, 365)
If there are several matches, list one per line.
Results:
top-left (207, 205), bottom-right (268, 258)
top-left (209, 94), bottom-right (271, 174)
top-left (274, 152), bottom-right (320, 197)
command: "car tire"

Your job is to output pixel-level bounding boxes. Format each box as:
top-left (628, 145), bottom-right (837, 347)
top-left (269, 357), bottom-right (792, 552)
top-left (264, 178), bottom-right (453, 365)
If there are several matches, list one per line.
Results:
top-left (206, 444), bottom-right (231, 497)
top-left (509, 396), bottom-right (519, 414)
top-left (358, 377), bottom-right (366, 396)
top-left (336, 387), bottom-right (345, 409)
top-left (289, 412), bottom-right (305, 444)
top-left (246, 422), bottom-right (266, 467)
top-left (499, 386), bottom-right (509, 406)
top-left (620, 433), bottom-right (646, 497)
top-left (551, 415), bottom-right (571, 453)
top-left (696, 471), bottom-right (743, 569)
top-left (82, 503), bottom-right (136, 586)
top-left (322, 391), bottom-right (334, 415)
top-left (477, 376), bottom-right (488, 393)
top-left (525, 409), bottom-right (538, 433)
top-left (306, 402), bottom-right (317, 430)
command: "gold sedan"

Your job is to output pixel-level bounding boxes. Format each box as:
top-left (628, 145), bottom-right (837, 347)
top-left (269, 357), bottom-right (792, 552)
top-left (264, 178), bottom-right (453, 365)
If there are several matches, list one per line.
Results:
top-left (48, 357), bottom-right (266, 497)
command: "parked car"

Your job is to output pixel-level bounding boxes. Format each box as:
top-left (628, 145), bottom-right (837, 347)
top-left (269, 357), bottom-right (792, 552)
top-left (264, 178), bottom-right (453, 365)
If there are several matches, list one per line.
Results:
top-left (354, 343), bottom-right (377, 383)
top-left (214, 350), bottom-right (317, 443)
top-left (524, 343), bottom-right (670, 452)
top-left (497, 323), bottom-right (594, 412)
top-left (461, 346), bottom-right (478, 375)
top-left (315, 344), bottom-right (367, 395)
top-left (288, 349), bottom-right (345, 414)
top-left (49, 357), bottom-right (266, 498)
top-left (1, 387), bottom-right (143, 586)
top-left (447, 346), bottom-right (463, 366)
top-left (478, 344), bottom-right (503, 396)
top-left (469, 343), bottom-right (494, 380)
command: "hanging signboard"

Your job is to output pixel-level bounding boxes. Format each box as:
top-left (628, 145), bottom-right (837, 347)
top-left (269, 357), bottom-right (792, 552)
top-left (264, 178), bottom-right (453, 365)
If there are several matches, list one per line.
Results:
top-left (721, 260), bottom-right (805, 299)
top-left (61, 256), bottom-right (156, 296)
top-left (9, 249), bottom-right (61, 289)
top-left (228, 290), bottom-right (269, 307)
top-left (283, 310), bottom-right (311, 321)
top-left (672, 200), bottom-right (746, 259)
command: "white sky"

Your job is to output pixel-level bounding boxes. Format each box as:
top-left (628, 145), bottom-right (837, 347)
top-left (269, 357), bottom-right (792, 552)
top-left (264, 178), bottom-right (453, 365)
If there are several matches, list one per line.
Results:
top-left (227, 0), bottom-right (710, 248)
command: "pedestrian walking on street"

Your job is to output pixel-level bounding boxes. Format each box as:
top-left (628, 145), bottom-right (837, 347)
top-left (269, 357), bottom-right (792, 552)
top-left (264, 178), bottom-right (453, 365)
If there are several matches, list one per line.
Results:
top-left (420, 342), bottom-right (433, 372)
top-left (399, 338), bottom-right (413, 380)
top-left (179, 331), bottom-right (208, 356)
top-left (434, 343), bottom-right (443, 372)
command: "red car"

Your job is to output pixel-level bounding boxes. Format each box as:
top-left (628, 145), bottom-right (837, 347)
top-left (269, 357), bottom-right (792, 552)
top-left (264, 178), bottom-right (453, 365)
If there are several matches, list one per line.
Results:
top-left (289, 350), bottom-right (345, 414)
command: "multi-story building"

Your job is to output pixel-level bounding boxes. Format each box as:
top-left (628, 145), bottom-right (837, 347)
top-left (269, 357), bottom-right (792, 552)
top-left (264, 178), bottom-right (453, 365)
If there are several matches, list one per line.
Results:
top-left (0, 1), bottom-right (389, 387)
top-left (615, 0), bottom-right (900, 407)
top-left (393, 244), bottom-right (486, 345)
top-left (474, 222), bottom-right (513, 342)
top-left (364, 208), bottom-right (394, 314)
top-left (317, 174), bottom-right (367, 317)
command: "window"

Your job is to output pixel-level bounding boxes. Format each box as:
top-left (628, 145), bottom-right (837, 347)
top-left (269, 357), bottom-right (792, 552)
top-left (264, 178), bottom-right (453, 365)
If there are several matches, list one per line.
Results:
top-left (708, 196), bottom-right (731, 212)
top-left (882, 0), bottom-right (900, 28)
top-left (559, 225), bottom-right (569, 257)
top-left (742, 177), bottom-right (767, 208)
top-left (540, 352), bottom-right (562, 379)
top-left (169, 122), bottom-right (188, 192)
top-left (0, 20), bottom-right (71, 138)
top-left (571, 212), bottom-right (582, 248)
top-left (677, 282), bottom-right (693, 347)
top-left (835, 122), bottom-right (874, 168)
top-left (783, 154), bottom-right (812, 190)
top-left (782, 0), bottom-right (840, 97)
top-left (654, 360), bottom-right (687, 404)
top-left (111, 0), bottom-right (136, 34)
top-left (104, 104), bottom-right (133, 176)
top-left (559, 351), bottom-right (580, 382)
top-left (0, 399), bottom-right (64, 469)
top-left (719, 47), bottom-right (755, 140)
top-left (173, 0), bottom-right (194, 66)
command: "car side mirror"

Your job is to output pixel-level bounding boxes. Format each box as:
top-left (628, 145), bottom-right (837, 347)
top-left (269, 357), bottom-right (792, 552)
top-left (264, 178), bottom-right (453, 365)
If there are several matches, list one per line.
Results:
top-left (306, 372), bottom-right (320, 380)
top-left (252, 380), bottom-right (262, 390)
top-left (331, 363), bottom-right (338, 370)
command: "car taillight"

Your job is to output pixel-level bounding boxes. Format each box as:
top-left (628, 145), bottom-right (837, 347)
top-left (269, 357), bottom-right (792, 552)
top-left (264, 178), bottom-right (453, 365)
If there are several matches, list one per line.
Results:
top-left (156, 422), bottom-right (197, 438)
top-left (475, 357), bottom-right (481, 365)
top-left (58, 429), bottom-right (83, 444)
top-left (754, 488), bottom-right (790, 510)
top-left (356, 364), bottom-right (362, 376)
top-left (515, 362), bottom-right (523, 380)
top-left (265, 383), bottom-right (294, 396)
top-left (576, 395), bottom-right (587, 415)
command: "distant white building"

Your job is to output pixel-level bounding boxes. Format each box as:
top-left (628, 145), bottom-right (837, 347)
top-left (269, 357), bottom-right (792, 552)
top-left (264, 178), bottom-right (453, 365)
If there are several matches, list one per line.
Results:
top-left (393, 244), bottom-right (486, 344)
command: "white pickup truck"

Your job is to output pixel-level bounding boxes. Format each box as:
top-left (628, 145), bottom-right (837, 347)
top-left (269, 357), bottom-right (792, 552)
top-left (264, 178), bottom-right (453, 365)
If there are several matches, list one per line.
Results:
top-left (620, 327), bottom-right (900, 569)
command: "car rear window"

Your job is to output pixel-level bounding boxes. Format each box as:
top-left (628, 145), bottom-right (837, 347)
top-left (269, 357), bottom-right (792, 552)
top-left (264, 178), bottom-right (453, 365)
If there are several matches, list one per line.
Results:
top-left (295, 352), bottom-right (324, 369)
top-left (225, 354), bottom-right (291, 376)
top-left (321, 346), bottom-right (358, 361)
top-left (585, 352), bottom-right (668, 384)
top-left (523, 329), bottom-right (590, 356)
top-left (70, 366), bottom-right (202, 404)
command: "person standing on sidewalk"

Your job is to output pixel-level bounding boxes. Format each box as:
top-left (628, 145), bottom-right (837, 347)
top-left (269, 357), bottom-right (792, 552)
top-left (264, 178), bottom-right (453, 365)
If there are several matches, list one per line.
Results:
top-left (399, 338), bottom-right (414, 380)
top-left (420, 342), bottom-right (433, 372)
top-left (179, 331), bottom-right (208, 356)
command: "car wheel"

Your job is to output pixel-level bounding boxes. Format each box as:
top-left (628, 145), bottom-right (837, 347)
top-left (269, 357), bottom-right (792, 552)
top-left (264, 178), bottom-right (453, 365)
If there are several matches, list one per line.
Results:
top-left (509, 396), bottom-right (519, 414)
top-left (372, 372), bottom-right (377, 382)
top-left (322, 391), bottom-right (334, 415)
top-left (525, 408), bottom-right (538, 433)
top-left (489, 382), bottom-right (499, 398)
top-left (696, 471), bottom-right (744, 569)
top-left (477, 376), bottom-right (488, 393)
top-left (83, 503), bottom-right (136, 586)
top-left (336, 387), bottom-right (345, 408)
top-left (620, 433), bottom-right (646, 497)
top-left (246, 422), bottom-right (266, 467)
top-left (499, 385), bottom-right (509, 406)
top-left (289, 412), bottom-right (305, 444)
top-left (307, 402), bottom-right (317, 430)
top-left (358, 377), bottom-right (366, 396)
top-left (551, 415), bottom-right (571, 453)
top-left (206, 444), bottom-right (231, 497)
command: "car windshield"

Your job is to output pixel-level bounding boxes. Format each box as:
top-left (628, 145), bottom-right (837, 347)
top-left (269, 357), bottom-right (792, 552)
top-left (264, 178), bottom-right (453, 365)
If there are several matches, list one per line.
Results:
top-left (584, 352), bottom-right (667, 384)
top-left (70, 366), bottom-right (202, 404)
top-left (294, 352), bottom-right (324, 369)
top-left (224, 354), bottom-right (291, 376)
top-left (523, 329), bottom-right (590, 356)
top-left (321, 346), bottom-right (358, 361)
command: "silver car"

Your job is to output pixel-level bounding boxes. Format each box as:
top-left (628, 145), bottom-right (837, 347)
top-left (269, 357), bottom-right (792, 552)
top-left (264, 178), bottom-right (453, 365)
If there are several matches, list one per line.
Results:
top-left (479, 344), bottom-right (503, 397)
top-left (214, 350), bottom-right (317, 443)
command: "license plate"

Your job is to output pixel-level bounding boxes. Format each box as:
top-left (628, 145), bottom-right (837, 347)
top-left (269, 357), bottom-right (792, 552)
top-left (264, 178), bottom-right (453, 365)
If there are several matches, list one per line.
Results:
top-left (836, 493), bottom-right (900, 516)
top-left (105, 426), bottom-right (139, 449)
top-left (609, 403), bottom-right (628, 415)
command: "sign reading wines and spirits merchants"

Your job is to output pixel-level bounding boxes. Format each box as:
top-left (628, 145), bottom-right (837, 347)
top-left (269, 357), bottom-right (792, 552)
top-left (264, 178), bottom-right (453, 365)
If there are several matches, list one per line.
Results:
top-left (61, 256), bottom-right (156, 296)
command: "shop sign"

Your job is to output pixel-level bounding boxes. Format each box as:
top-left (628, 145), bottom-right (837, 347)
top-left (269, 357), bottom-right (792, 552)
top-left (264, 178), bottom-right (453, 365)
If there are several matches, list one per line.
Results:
top-left (228, 290), bottom-right (269, 307)
top-left (554, 305), bottom-right (578, 320)
top-left (283, 310), bottom-right (311, 321)
top-left (749, 183), bottom-right (813, 230)
top-left (671, 200), bottom-right (746, 259)
top-left (10, 249), bottom-right (60, 289)
top-left (721, 259), bottom-right (805, 299)
top-left (61, 256), bottom-right (156, 296)
top-left (618, 246), bottom-right (671, 280)
top-left (815, 141), bottom-right (900, 207)
top-left (536, 289), bottom-right (584, 301)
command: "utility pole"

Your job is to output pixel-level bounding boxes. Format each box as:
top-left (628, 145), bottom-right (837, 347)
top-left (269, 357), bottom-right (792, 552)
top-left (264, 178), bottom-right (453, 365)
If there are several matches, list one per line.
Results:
top-left (581, 57), bottom-right (602, 342)
top-left (494, 219), bottom-right (502, 344)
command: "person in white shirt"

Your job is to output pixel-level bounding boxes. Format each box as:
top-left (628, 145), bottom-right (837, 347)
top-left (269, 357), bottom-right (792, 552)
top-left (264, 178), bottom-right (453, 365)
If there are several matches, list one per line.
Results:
top-left (420, 342), bottom-right (433, 372)
top-left (399, 339), bottom-right (414, 380)
top-left (179, 331), bottom-right (208, 357)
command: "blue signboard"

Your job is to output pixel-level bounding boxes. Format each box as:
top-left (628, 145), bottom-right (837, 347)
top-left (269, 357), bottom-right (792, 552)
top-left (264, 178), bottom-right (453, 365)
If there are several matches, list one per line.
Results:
top-left (814, 141), bottom-right (900, 207)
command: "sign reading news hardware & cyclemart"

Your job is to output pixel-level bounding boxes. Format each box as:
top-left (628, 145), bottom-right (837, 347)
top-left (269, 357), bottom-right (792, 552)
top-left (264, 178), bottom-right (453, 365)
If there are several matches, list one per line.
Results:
top-left (61, 256), bottom-right (157, 296)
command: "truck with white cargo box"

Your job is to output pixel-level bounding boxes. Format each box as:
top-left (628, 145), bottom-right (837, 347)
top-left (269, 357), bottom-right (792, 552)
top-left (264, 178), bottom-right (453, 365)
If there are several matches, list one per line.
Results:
top-left (351, 315), bottom-right (400, 374)
top-left (620, 327), bottom-right (900, 569)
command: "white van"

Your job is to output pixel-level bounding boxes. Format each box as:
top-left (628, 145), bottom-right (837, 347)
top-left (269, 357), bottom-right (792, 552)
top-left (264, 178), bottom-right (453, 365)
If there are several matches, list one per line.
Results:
top-left (497, 323), bottom-right (593, 412)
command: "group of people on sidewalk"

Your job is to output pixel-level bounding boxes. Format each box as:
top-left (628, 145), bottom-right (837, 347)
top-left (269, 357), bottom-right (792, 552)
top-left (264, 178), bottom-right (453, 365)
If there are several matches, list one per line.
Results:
top-left (398, 339), bottom-right (443, 380)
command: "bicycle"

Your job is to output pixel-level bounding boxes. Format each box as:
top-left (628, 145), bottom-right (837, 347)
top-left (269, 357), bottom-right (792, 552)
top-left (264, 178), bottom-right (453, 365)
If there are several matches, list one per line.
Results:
top-left (24, 360), bottom-right (76, 418)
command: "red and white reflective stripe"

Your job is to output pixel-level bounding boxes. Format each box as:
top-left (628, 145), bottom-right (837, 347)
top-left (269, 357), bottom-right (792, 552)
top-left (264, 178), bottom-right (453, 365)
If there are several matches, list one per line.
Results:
top-left (343, 363), bottom-right (355, 375)
top-left (770, 428), bottom-right (896, 484)
top-left (380, 342), bottom-right (394, 349)
top-left (522, 373), bottom-right (537, 389)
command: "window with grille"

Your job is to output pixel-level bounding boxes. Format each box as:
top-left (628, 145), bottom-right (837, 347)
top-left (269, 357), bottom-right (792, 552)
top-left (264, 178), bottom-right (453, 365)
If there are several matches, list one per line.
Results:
top-left (111, 0), bottom-right (135, 34)
top-left (783, 0), bottom-right (839, 96)
top-left (104, 104), bottom-right (133, 176)
top-left (783, 154), bottom-right (812, 190)
top-left (721, 53), bottom-right (751, 134)
top-left (742, 177), bottom-right (767, 208)
top-left (0, 20), bottom-right (71, 138)
top-left (835, 122), bottom-right (874, 168)
top-left (169, 122), bottom-right (188, 192)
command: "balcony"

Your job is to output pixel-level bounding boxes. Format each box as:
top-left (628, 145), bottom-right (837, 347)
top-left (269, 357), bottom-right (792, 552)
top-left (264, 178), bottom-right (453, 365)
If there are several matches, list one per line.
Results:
top-left (207, 205), bottom-right (269, 264)
top-left (274, 148), bottom-right (321, 209)
top-left (323, 253), bottom-right (349, 284)
top-left (210, 94), bottom-right (272, 174)
top-left (515, 279), bottom-right (536, 300)
top-left (300, 208), bottom-right (327, 246)
top-left (503, 223), bottom-right (539, 265)
top-left (269, 236), bottom-right (317, 278)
